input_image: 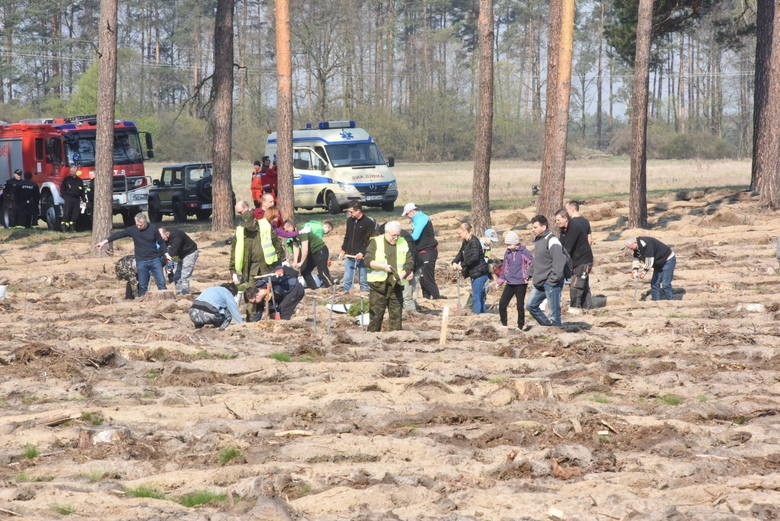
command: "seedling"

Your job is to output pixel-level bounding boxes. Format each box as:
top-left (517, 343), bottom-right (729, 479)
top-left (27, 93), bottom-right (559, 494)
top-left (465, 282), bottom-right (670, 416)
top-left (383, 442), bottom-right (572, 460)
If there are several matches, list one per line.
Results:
top-left (50, 504), bottom-right (75, 515)
top-left (80, 411), bottom-right (104, 426)
top-left (218, 446), bottom-right (242, 465)
top-left (269, 352), bottom-right (291, 362)
top-left (22, 444), bottom-right (39, 459)
top-left (125, 485), bottom-right (165, 499)
top-left (177, 490), bottom-right (226, 508)
top-left (658, 394), bottom-right (684, 406)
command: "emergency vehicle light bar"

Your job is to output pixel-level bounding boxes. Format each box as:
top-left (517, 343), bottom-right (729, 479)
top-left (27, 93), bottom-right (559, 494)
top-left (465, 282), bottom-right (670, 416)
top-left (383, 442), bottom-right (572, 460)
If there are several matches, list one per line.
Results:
top-left (302, 120), bottom-right (356, 130)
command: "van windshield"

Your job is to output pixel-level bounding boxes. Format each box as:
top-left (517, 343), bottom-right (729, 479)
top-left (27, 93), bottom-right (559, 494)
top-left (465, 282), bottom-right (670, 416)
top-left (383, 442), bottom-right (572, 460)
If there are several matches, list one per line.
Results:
top-left (325, 143), bottom-right (386, 167)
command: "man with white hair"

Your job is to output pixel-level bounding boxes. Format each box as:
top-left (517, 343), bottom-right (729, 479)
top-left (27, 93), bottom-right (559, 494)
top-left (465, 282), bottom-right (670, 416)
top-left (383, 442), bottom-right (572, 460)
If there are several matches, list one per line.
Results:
top-left (96, 212), bottom-right (166, 297)
top-left (364, 220), bottom-right (414, 332)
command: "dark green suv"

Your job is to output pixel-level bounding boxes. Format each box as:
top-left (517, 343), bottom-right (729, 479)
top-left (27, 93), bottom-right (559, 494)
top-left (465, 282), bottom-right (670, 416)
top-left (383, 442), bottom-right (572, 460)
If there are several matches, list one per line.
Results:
top-left (148, 162), bottom-right (213, 222)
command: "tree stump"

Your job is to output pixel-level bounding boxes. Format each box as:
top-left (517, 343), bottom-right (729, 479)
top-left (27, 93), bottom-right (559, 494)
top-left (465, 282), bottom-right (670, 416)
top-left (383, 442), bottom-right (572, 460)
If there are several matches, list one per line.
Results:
top-left (78, 425), bottom-right (132, 449)
top-left (512, 377), bottom-right (555, 400)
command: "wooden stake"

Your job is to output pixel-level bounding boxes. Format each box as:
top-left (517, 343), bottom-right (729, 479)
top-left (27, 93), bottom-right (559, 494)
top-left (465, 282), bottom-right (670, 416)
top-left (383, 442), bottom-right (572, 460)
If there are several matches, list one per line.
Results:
top-left (439, 305), bottom-right (450, 345)
top-left (512, 377), bottom-right (554, 400)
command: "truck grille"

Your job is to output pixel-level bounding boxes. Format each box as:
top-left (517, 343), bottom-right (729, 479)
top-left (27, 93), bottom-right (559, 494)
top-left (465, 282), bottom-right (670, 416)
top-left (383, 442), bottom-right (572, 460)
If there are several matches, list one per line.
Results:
top-left (355, 184), bottom-right (388, 197)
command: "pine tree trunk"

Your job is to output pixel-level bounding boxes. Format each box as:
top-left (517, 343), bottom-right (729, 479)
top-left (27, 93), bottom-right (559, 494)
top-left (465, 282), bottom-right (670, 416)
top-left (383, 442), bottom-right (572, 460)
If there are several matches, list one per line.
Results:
top-left (471, 0), bottom-right (494, 234)
top-left (92, 0), bottom-right (118, 254)
top-left (628, 0), bottom-right (653, 229)
top-left (210, 0), bottom-right (235, 233)
top-left (754, 0), bottom-right (780, 208)
top-left (538, 0), bottom-right (574, 223)
top-left (275, 0), bottom-right (295, 222)
top-left (751, 0), bottom-right (775, 192)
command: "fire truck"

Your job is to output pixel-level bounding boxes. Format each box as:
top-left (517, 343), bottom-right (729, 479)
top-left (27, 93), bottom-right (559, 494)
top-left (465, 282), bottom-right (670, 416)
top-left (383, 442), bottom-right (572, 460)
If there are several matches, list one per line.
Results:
top-left (0, 115), bottom-right (154, 230)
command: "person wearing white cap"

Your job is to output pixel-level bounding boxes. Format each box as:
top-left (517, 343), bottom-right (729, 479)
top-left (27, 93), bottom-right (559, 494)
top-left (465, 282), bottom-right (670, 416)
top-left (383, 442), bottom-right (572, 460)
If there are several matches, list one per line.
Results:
top-left (402, 202), bottom-right (444, 300)
top-left (495, 231), bottom-right (533, 329)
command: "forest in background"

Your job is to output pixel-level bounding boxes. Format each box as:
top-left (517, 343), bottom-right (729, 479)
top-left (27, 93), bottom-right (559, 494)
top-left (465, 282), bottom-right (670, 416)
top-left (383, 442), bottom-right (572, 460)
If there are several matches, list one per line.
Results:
top-left (0, 0), bottom-right (760, 163)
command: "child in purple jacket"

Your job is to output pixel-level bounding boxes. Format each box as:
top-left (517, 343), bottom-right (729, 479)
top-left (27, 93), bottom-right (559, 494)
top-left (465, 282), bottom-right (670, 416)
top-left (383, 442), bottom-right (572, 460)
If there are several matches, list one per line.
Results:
top-left (495, 231), bottom-right (534, 329)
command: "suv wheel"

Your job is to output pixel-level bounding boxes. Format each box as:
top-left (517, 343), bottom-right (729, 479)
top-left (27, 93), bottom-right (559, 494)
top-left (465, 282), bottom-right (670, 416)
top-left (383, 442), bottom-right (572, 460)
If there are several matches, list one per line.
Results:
top-left (148, 197), bottom-right (162, 223)
top-left (121, 210), bottom-right (135, 226)
top-left (195, 209), bottom-right (211, 221)
top-left (173, 200), bottom-right (186, 223)
top-left (326, 192), bottom-right (341, 214)
top-left (381, 201), bottom-right (395, 212)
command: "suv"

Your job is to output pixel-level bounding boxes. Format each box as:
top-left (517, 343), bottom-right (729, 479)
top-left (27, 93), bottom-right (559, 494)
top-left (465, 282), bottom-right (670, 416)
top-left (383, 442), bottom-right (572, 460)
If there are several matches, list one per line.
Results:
top-left (148, 163), bottom-right (214, 222)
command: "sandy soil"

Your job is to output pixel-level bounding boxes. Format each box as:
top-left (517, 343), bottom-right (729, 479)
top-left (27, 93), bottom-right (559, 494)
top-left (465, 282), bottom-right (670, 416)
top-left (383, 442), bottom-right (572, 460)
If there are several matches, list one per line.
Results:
top-left (0, 188), bottom-right (778, 521)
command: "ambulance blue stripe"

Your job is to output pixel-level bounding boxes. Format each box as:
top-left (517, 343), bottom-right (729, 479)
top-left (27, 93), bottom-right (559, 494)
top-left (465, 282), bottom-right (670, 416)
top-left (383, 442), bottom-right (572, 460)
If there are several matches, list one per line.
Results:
top-left (294, 173), bottom-right (332, 185)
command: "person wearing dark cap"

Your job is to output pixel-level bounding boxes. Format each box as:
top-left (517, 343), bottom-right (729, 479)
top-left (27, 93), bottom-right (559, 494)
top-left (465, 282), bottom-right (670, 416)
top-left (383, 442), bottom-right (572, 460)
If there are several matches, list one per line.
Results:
top-left (402, 202), bottom-right (443, 299)
top-left (15, 171), bottom-right (39, 228)
top-left (625, 236), bottom-right (676, 300)
top-left (60, 169), bottom-right (86, 232)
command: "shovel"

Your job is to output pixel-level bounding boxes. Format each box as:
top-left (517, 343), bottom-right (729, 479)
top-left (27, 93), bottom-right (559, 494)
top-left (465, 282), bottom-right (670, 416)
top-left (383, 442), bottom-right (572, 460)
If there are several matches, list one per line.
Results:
top-left (456, 275), bottom-right (462, 314)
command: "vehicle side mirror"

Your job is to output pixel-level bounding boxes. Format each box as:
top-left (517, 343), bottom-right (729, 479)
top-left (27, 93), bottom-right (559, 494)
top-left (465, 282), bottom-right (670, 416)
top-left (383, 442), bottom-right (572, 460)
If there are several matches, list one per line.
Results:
top-left (145, 133), bottom-right (154, 159)
top-left (152, 179), bottom-right (160, 186)
top-left (387, 156), bottom-right (395, 168)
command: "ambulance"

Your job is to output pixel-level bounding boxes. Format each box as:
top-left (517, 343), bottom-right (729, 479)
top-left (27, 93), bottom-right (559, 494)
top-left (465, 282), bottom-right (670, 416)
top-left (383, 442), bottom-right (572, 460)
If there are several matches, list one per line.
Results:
top-left (265, 121), bottom-right (397, 214)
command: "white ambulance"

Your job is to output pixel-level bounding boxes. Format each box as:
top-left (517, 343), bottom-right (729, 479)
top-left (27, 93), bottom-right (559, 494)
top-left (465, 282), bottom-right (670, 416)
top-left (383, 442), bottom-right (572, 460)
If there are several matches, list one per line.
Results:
top-left (265, 120), bottom-right (398, 214)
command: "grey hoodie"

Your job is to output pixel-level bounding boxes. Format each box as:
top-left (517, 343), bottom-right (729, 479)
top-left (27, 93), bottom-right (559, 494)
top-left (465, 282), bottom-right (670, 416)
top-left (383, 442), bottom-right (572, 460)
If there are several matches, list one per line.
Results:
top-left (529, 230), bottom-right (566, 288)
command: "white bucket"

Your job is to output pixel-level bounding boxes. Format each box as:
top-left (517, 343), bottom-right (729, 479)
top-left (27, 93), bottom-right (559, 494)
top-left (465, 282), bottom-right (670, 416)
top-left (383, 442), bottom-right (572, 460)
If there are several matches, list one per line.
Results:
top-left (0, 285), bottom-right (7, 301)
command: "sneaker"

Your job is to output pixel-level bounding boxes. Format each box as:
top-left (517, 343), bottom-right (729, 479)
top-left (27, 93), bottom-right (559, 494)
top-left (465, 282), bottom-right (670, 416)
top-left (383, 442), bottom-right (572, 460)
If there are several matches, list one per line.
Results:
top-left (219, 316), bottom-right (232, 329)
top-left (521, 324), bottom-right (532, 332)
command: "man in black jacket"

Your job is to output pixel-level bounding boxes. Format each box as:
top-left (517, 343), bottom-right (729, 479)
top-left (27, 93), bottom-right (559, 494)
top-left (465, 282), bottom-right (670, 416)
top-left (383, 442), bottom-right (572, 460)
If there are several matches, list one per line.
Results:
top-left (14, 172), bottom-right (40, 228)
top-left (1, 169), bottom-right (22, 227)
top-left (555, 207), bottom-right (593, 310)
top-left (625, 236), bottom-right (676, 300)
top-left (339, 202), bottom-right (376, 292)
top-left (96, 212), bottom-right (166, 297)
top-left (159, 226), bottom-right (199, 295)
top-left (451, 222), bottom-right (490, 314)
top-left (61, 170), bottom-right (86, 232)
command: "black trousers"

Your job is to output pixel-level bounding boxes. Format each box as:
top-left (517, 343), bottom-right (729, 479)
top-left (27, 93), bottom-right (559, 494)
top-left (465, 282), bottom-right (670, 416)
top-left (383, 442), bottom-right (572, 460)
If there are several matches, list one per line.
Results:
top-left (570, 263), bottom-right (592, 308)
top-left (15, 204), bottom-right (37, 228)
top-left (276, 283), bottom-right (305, 319)
top-left (63, 195), bottom-right (81, 225)
top-left (301, 246), bottom-right (332, 288)
top-left (417, 248), bottom-right (441, 299)
top-left (498, 283), bottom-right (528, 327)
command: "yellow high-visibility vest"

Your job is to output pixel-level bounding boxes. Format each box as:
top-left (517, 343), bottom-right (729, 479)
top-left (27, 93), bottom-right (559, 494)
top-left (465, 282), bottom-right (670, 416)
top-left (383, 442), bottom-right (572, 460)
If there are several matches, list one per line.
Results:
top-left (367, 236), bottom-right (409, 284)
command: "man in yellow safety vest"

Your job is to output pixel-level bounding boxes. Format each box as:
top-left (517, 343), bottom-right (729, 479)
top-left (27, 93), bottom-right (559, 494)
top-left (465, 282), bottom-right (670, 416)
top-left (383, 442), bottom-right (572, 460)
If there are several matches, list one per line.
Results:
top-left (364, 220), bottom-right (414, 332)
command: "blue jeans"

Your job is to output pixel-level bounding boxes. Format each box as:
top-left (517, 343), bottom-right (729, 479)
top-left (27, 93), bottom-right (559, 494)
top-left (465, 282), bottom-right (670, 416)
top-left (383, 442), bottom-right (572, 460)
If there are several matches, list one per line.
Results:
top-left (526, 279), bottom-right (563, 326)
top-left (471, 274), bottom-right (489, 314)
top-left (342, 257), bottom-right (368, 291)
top-left (136, 257), bottom-right (166, 296)
top-left (650, 256), bottom-right (676, 300)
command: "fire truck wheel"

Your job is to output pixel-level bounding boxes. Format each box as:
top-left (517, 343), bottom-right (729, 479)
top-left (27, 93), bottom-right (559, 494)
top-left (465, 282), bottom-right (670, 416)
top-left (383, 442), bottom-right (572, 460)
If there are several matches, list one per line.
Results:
top-left (41, 192), bottom-right (62, 231)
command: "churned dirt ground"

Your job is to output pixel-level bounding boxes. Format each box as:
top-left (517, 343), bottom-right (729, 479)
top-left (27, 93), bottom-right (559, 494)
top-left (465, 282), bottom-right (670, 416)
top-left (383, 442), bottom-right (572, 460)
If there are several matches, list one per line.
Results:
top-left (0, 188), bottom-right (778, 521)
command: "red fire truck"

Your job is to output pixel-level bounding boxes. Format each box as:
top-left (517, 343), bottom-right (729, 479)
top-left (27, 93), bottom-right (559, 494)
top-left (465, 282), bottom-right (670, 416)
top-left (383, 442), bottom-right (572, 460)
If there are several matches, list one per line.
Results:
top-left (0, 115), bottom-right (154, 229)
